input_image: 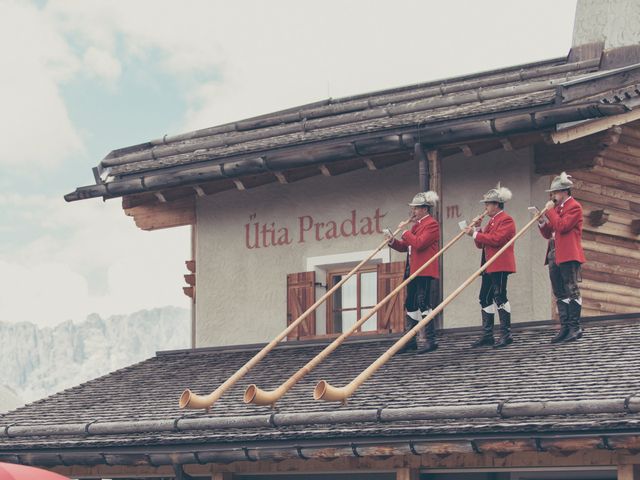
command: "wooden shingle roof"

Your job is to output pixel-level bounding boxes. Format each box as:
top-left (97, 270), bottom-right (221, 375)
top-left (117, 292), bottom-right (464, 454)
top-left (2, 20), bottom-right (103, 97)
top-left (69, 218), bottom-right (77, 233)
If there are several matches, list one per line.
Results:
top-left (64, 57), bottom-right (640, 203)
top-left (2, 315), bottom-right (640, 467)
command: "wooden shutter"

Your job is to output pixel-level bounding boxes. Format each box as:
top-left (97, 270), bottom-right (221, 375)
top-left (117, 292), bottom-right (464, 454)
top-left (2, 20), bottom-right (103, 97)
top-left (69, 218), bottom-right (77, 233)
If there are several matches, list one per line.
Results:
top-left (286, 271), bottom-right (316, 340)
top-left (376, 261), bottom-right (406, 333)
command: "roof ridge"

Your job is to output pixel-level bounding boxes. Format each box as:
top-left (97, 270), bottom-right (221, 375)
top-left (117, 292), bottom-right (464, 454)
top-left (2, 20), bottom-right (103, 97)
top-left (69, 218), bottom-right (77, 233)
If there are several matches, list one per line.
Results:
top-left (156, 313), bottom-right (640, 357)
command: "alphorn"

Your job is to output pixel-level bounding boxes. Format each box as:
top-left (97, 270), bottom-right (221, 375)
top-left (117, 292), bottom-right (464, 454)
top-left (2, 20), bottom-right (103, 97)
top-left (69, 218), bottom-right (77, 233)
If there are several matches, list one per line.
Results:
top-left (244, 212), bottom-right (487, 407)
top-left (179, 220), bottom-right (410, 410)
top-left (314, 206), bottom-right (549, 403)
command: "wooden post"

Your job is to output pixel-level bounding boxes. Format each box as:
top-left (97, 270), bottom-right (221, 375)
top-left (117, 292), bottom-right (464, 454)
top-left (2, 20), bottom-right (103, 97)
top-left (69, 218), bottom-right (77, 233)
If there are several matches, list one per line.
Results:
top-left (415, 142), bottom-right (429, 192)
top-left (618, 464), bottom-right (640, 480)
top-left (213, 473), bottom-right (233, 480)
top-left (396, 467), bottom-right (420, 480)
top-left (427, 148), bottom-right (443, 330)
top-left (191, 224), bottom-right (197, 349)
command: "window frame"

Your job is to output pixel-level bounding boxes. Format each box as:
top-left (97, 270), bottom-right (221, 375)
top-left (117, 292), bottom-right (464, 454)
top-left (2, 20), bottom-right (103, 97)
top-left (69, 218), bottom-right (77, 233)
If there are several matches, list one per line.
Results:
top-left (325, 266), bottom-right (378, 335)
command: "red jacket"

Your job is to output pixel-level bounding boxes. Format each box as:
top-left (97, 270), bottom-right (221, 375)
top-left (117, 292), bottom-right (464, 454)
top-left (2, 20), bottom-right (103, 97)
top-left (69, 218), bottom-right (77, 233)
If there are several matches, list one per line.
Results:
top-left (474, 211), bottom-right (516, 273)
top-left (539, 196), bottom-right (586, 265)
top-left (389, 215), bottom-right (440, 278)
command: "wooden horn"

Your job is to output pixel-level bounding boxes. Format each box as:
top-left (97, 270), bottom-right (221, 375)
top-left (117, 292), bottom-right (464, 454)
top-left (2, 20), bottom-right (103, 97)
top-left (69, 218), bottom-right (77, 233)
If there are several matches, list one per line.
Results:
top-left (179, 220), bottom-right (410, 410)
top-left (244, 212), bottom-right (487, 408)
top-left (314, 207), bottom-right (549, 404)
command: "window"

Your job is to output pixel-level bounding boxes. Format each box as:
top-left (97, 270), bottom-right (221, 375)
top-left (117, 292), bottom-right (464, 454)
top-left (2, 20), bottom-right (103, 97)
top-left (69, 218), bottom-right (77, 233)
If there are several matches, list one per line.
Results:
top-left (286, 250), bottom-right (406, 340)
top-left (327, 267), bottom-right (378, 334)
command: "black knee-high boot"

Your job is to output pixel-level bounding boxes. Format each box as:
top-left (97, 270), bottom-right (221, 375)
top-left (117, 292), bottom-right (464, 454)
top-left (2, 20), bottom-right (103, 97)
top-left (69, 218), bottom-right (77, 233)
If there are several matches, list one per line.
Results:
top-left (493, 305), bottom-right (513, 349)
top-left (398, 315), bottom-right (419, 354)
top-left (550, 299), bottom-right (570, 343)
top-left (471, 309), bottom-right (495, 347)
top-left (564, 299), bottom-right (583, 342)
top-left (417, 313), bottom-right (438, 354)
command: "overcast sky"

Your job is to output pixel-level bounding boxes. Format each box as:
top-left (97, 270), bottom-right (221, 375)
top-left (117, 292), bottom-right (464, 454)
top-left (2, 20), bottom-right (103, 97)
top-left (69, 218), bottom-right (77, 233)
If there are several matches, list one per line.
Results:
top-left (0, 0), bottom-right (578, 327)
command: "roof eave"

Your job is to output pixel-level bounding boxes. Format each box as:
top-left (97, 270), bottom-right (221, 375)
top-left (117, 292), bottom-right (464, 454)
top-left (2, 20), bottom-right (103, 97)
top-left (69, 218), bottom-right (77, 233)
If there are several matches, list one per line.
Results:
top-left (63, 101), bottom-right (627, 203)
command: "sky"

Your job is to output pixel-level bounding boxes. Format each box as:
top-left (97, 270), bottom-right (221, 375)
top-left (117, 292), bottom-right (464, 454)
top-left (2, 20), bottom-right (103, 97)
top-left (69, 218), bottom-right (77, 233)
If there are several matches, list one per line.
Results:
top-left (0, 0), bottom-right (578, 327)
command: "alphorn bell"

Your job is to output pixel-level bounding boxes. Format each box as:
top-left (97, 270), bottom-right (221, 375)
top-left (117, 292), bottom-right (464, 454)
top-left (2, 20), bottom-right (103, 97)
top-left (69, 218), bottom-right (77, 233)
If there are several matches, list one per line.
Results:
top-left (178, 220), bottom-right (410, 410)
top-left (314, 206), bottom-right (550, 404)
top-left (244, 211), bottom-right (487, 408)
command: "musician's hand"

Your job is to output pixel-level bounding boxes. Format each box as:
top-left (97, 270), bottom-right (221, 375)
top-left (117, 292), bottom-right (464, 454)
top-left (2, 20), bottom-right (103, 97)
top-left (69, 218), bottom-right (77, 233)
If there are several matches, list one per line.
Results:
top-left (544, 200), bottom-right (555, 211)
top-left (471, 214), bottom-right (483, 226)
top-left (397, 219), bottom-right (411, 230)
top-left (464, 226), bottom-right (475, 237)
top-left (383, 228), bottom-right (394, 243)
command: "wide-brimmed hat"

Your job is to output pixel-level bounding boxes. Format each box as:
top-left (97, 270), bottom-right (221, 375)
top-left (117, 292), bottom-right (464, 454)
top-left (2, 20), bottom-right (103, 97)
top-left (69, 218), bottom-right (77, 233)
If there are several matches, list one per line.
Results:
top-left (408, 191), bottom-right (439, 207)
top-left (480, 184), bottom-right (512, 203)
top-left (546, 171), bottom-right (574, 192)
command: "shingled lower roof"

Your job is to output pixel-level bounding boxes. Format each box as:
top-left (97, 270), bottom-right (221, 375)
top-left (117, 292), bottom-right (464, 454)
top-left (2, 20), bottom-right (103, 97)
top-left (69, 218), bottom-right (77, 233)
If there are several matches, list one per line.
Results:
top-left (1, 315), bottom-right (640, 465)
top-left (64, 58), bottom-right (640, 202)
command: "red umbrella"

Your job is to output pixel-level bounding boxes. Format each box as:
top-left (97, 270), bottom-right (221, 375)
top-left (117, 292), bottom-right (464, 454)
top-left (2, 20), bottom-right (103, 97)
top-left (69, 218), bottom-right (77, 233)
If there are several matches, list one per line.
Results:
top-left (0, 462), bottom-right (70, 480)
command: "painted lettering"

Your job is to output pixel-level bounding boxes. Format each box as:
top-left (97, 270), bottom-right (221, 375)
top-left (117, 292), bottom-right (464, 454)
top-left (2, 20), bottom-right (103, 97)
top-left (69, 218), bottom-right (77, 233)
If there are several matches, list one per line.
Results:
top-left (359, 216), bottom-right (373, 235)
top-left (245, 222), bottom-right (260, 249)
top-left (446, 204), bottom-right (462, 219)
top-left (325, 221), bottom-right (338, 239)
top-left (276, 227), bottom-right (292, 246)
top-left (374, 208), bottom-right (386, 233)
top-left (298, 215), bottom-right (313, 243)
top-left (340, 210), bottom-right (358, 237)
top-left (246, 209), bottom-right (390, 249)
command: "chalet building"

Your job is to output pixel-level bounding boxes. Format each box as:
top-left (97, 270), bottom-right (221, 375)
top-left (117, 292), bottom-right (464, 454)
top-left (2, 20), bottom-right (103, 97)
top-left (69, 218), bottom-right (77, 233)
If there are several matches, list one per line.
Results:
top-left (2, 1), bottom-right (640, 479)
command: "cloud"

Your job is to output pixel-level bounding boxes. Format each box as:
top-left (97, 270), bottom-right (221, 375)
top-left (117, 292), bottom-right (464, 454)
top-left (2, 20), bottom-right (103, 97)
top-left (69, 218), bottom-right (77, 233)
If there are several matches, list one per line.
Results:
top-left (34, 0), bottom-right (577, 132)
top-left (0, 194), bottom-right (190, 327)
top-left (83, 46), bottom-right (122, 84)
top-left (0, 0), bottom-right (83, 167)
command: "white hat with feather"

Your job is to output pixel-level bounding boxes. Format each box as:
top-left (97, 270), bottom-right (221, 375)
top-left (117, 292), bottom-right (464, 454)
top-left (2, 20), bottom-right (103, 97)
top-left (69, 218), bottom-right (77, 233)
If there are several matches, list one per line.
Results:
top-left (408, 191), bottom-right (439, 207)
top-left (480, 183), bottom-right (512, 204)
top-left (546, 171), bottom-right (574, 192)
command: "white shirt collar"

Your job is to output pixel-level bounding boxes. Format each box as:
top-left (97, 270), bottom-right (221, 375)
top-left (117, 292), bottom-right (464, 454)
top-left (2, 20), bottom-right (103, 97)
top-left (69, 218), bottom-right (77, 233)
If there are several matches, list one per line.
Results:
top-left (560, 196), bottom-right (572, 207)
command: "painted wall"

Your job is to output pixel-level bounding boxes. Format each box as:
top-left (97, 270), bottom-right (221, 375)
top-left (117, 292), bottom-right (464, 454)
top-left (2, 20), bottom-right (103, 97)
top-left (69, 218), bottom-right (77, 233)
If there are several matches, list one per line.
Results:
top-left (572, 0), bottom-right (640, 49)
top-left (196, 148), bottom-right (552, 347)
top-left (441, 148), bottom-right (551, 328)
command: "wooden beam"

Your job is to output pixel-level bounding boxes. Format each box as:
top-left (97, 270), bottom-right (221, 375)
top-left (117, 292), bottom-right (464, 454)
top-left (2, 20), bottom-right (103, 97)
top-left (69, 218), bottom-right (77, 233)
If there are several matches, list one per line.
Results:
top-left (213, 473), bottom-right (234, 480)
top-left (460, 144), bottom-right (473, 157)
top-left (588, 209), bottom-right (610, 227)
top-left (618, 464), bottom-right (640, 480)
top-left (274, 172), bottom-right (288, 184)
top-left (581, 279), bottom-right (640, 298)
top-left (396, 467), bottom-right (419, 480)
top-left (183, 286), bottom-right (194, 298)
top-left (427, 148), bottom-right (443, 330)
top-left (551, 109), bottom-right (640, 144)
top-left (184, 273), bottom-right (195, 286)
top-left (124, 197), bottom-right (195, 231)
top-left (319, 164), bottom-right (331, 176)
top-left (50, 450), bottom-right (640, 477)
top-left (186, 260), bottom-right (196, 273)
top-left (500, 138), bottom-right (514, 151)
top-left (364, 158), bottom-right (377, 170)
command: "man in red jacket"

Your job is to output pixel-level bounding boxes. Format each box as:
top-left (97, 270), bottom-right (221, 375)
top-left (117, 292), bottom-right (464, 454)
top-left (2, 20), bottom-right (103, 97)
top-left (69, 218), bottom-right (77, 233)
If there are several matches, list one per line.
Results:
top-left (385, 191), bottom-right (440, 354)
top-left (539, 172), bottom-right (586, 343)
top-left (465, 185), bottom-right (516, 349)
